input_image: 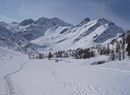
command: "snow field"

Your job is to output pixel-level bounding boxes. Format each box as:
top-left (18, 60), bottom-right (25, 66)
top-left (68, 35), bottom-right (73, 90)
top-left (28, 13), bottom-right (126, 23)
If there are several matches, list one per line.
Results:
top-left (7, 58), bottom-right (130, 95)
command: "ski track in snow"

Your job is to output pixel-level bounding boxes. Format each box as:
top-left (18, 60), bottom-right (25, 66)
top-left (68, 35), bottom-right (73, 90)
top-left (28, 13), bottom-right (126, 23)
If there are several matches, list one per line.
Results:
top-left (90, 66), bottom-right (130, 76)
top-left (57, 80), bottom-right (104, 95)
top-left (4, 61), bottom-right (29, 95)
top-left (48, 66), bottom-right (57, 78)
top-left (47, 62), bottom-right (104, 95)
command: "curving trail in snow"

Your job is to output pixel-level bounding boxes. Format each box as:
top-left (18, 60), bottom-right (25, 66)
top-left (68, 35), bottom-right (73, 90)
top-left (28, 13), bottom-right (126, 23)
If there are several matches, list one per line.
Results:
top-left (4, 61), bottom-right (29, 95)
top-left (2, 58), bottom-right (130, 95)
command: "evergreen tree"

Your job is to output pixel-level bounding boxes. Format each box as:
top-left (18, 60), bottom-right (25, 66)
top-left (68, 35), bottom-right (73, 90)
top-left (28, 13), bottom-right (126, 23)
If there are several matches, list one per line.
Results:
top-left (122, 34), bottom-right (126, 60)
top-left (48, 52), bottom-right (52, 60)
top-left (127, 35), bottom-right (130, 57)
top-left (110, 50), bottom-right (116, 61)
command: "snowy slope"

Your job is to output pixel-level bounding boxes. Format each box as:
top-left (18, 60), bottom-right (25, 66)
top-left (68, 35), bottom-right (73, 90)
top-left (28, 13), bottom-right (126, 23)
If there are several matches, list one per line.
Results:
top-left (0, 46), bottom-right (29, 95)
top-left (31, 18), bottom-right (124, 51)
top-left (0, 55), bottom-right (130, 95)
top-left (31, 26), bottom-right (71, 51)
top-left (0, 25), bottom-right (26, 47)
top-left (0, 25), bottom-right (36, 54)
top-left (0, 46), bottom-right (28, 60)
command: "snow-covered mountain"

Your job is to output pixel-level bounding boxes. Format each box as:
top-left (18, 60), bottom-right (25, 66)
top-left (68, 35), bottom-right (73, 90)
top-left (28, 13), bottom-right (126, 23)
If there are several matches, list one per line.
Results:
top-left (0, 25), bottom-right (27, 50)
top-left (0, 17), bottom-right (125, 52)
top-left (31, 18), bottom-right (125, 51)
top-left (19, 17), bottom-right (72, 40)
top-left (0, 17), bottom-right (72, 53)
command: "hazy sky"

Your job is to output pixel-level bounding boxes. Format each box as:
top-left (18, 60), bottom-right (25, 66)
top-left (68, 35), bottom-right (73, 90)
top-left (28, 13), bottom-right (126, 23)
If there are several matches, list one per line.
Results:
top-left (0, 0), bottom-right (130, 30)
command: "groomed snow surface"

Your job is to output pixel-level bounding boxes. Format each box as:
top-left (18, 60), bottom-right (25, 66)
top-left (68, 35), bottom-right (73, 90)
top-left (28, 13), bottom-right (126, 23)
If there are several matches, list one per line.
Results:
top-left (0, 47), bottom-right (130, 95)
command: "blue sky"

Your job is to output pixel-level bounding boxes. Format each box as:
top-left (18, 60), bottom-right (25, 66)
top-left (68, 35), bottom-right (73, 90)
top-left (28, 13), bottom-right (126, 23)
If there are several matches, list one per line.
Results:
top-left (0, 0), bottom-right (130, 30)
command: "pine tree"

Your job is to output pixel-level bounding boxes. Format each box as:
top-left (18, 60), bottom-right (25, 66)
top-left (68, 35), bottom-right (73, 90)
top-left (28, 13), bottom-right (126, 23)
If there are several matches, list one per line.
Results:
top-left (110, 50), bottom-right (116, 61)
top-left (126, 33), bottom-right (130, 58)
top-left (122, 34), bottom-right (126, 60)
top-left (48, 52), bottom-right (52, 60)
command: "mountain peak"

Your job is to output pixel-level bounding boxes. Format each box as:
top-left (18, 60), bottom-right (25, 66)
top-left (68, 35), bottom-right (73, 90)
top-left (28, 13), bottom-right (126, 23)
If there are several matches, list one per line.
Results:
top-left (52, 17), bottom-right (61, 20)
top-left (97, 18), bottom-right (111, 24)
top-left (19, 19), bottom-right (34, 26)
top-left (34, 17), bottom-right (72, 26)
top-left (79, 18), bottom-right (91, 25)
top-left (83, 18), bottom-right (91, 22)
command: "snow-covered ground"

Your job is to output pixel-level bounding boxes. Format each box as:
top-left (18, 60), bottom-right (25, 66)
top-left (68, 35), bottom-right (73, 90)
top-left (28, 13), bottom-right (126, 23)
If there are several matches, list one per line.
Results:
top-left (0, 47), bottom-right (130, 95)
top-left (0, 46), bottom-right (29, 95)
